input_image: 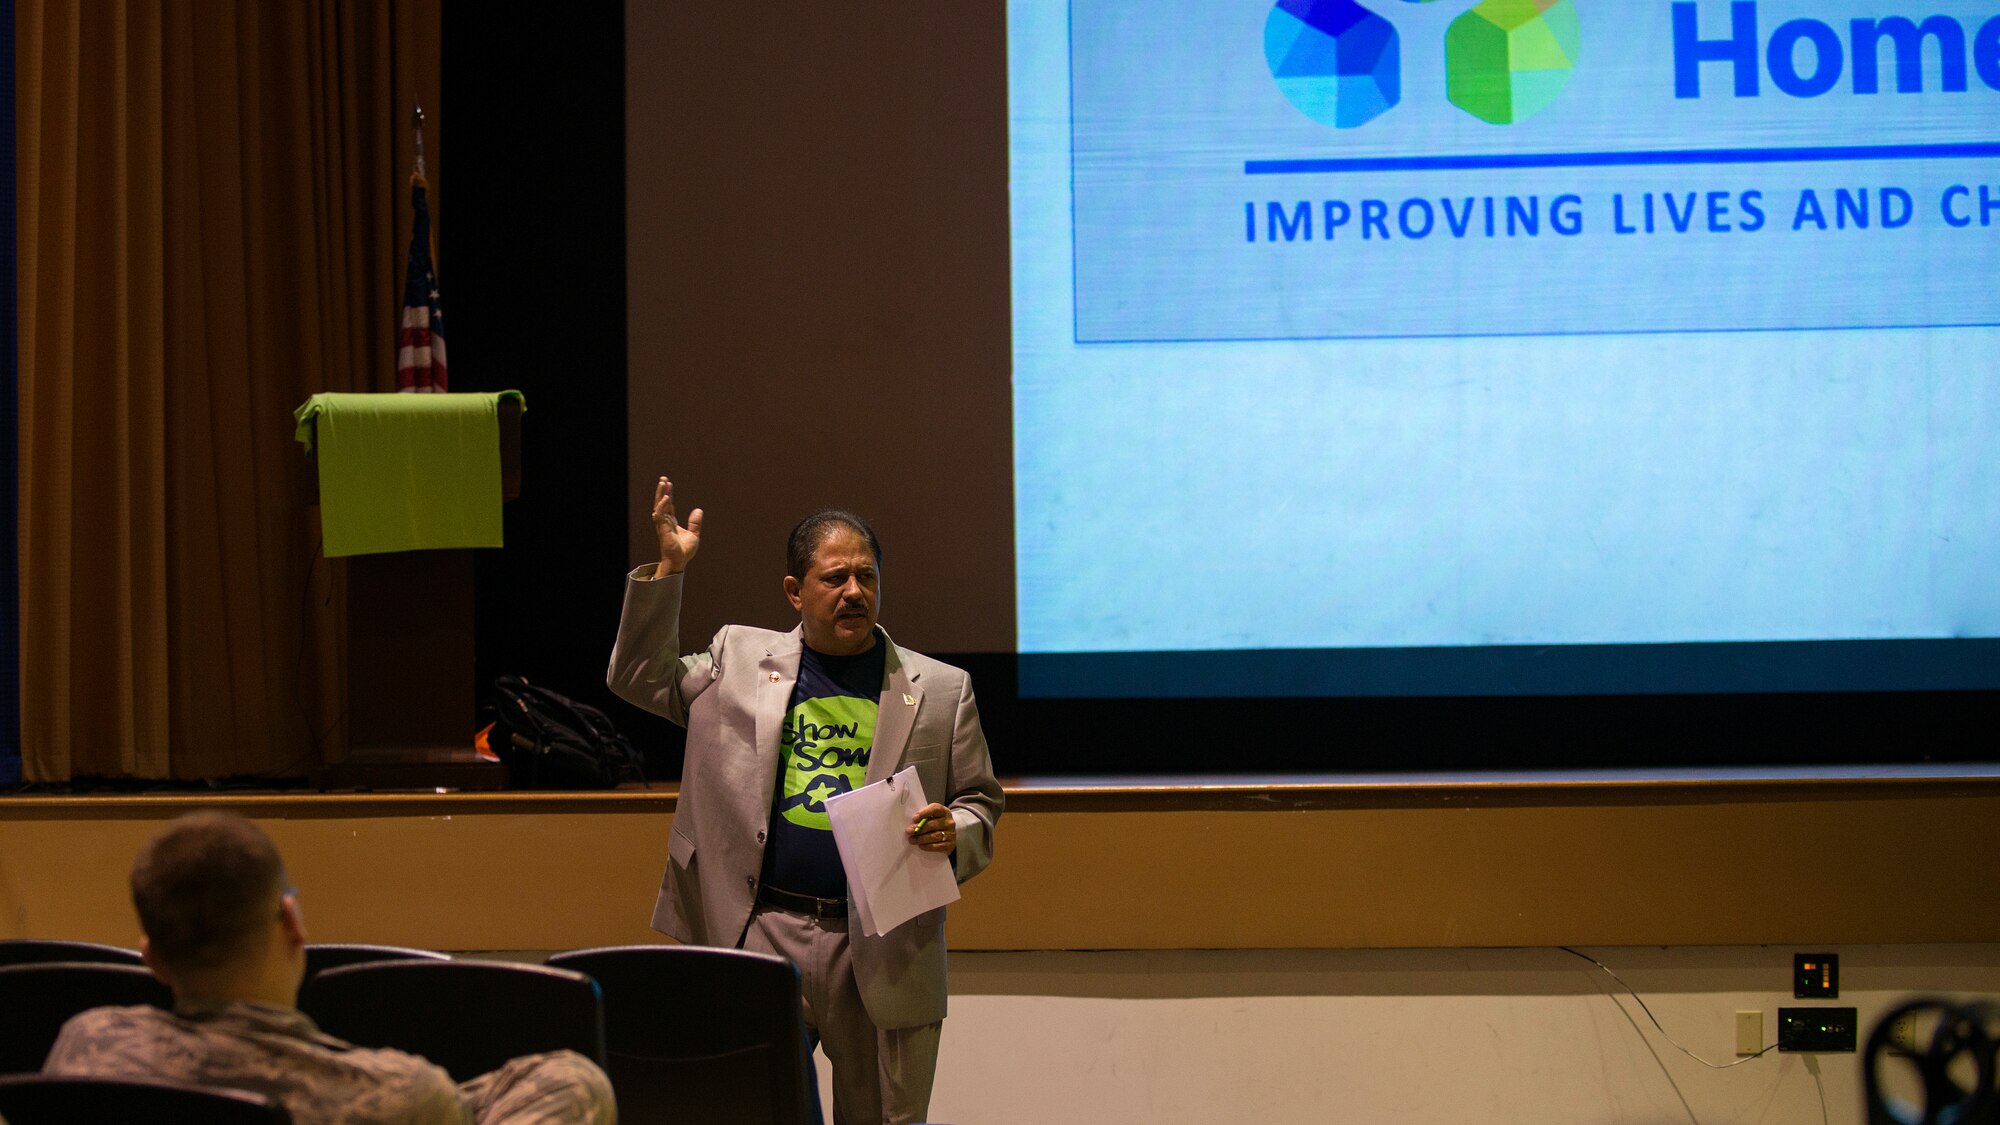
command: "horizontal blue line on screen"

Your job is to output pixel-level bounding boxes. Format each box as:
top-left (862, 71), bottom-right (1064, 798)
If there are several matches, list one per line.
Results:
top-left (1245, 141), bottom-right (2000, 176)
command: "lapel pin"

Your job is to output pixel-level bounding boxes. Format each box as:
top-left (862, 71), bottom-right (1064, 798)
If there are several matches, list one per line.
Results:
top-left (902, 693), bottom-right (916, 706)
top-left (769, 672), bottom-right (782, 683)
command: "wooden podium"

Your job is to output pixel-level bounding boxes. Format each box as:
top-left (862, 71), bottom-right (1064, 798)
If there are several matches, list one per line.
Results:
top-left (310, 397), bottom-right (522, 790)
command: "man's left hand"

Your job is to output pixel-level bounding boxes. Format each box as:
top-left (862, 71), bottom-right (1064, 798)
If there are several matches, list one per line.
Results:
top-left (907, 803), bottom-right (956, 853)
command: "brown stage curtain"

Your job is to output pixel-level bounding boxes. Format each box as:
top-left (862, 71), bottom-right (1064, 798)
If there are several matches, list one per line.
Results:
top-left (19, 0), bottom-right (441, 780)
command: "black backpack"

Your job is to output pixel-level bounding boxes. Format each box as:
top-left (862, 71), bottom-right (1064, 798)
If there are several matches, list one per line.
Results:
top-left (486, 675), bottom-right (646, 789)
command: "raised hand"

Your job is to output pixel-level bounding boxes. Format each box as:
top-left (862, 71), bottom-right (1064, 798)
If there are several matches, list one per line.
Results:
top-left (650, 476), bottom-right (704, 577)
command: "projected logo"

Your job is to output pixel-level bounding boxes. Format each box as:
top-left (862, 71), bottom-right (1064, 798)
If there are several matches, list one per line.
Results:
top-left (1264, 0), bottom-right (1581, 127)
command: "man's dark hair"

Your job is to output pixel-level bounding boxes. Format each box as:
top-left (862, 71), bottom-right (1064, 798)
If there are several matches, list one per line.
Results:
top-left (130, 811), bottom-right (287, 974)
top-left (786, 510), bottom-right (883, 579)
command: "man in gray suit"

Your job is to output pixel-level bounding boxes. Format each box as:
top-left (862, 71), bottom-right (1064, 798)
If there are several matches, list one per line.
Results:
top-left (608, 477), bottom-right (1003, 1125)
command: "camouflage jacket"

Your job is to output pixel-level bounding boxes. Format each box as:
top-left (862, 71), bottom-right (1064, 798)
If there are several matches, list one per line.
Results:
top-left (44, 1001), bottom-right (612, 1125)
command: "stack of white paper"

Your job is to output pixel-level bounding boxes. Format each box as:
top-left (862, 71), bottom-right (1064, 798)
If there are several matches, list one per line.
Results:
top-left (824, 766), bottom-right (960, 936)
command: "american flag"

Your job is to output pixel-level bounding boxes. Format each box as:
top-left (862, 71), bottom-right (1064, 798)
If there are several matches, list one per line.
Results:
top-left (397, 177), bottom-right (447, 392)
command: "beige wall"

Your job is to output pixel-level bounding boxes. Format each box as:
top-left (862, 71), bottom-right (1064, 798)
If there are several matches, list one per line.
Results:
top-left (3, 780), bottom-right (1994, 950)
top-left (6, 789), bottom-right (1996, 1123)
top-left (927, 945), bottom-right (2000, 1125)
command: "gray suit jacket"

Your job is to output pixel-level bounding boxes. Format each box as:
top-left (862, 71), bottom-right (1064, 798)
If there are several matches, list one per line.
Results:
top-left (607, 570), bottom-right (1004, 1028)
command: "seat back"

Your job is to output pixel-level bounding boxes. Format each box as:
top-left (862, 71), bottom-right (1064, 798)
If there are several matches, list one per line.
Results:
top-left (301, 943), bottom-right (451, 986)
top-left (0, 1073), bottom-right (291, 1124)
top-left (0, 963), bottom-right (172, 1075)
top-left (547, 944), bottom-right (817, 1125)
top-left (300, 959), bottom-right (604, 1082)
top-left (0, 939), bottom-right (145, 968)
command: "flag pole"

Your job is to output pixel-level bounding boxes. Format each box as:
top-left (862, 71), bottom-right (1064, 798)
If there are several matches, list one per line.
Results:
top-left (412, 102), bottom-right (438, 279)
top-left (412, 102), bottom-right (428, 185)
top-left (398, 102), bottom-right (447, 392)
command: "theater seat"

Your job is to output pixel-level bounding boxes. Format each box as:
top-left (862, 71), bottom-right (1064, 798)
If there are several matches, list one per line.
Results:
top-left (0, 963), bottom-right (172, 1076)
top-left (300, 942), bottom-right (450, 986)
top-left (300, 959), bottom-right (604, 1082)
top-left (0, 939), bottom-right (144, 968)
top-left (546, 944), bottom-right (820, 1125)
top-left (0, 1073), bottom-right (291, 1124)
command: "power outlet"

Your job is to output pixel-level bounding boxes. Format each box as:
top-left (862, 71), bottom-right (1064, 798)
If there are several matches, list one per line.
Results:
top-left (1779, 1007), bottom-right (1858, 1052)
top-left (1886, 1009), bottom-right (1923, 1056)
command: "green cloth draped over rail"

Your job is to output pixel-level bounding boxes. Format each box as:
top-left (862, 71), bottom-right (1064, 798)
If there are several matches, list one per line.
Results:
top-left (293, 391), bottom-right (525, 557)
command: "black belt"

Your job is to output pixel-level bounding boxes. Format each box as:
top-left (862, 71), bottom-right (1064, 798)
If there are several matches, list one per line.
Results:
top-left (757, 883), bottom-right (847, 920)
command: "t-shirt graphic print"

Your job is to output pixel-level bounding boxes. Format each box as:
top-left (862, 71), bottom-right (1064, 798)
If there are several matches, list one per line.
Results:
top-left (760, 641), bottom-right (886, 898)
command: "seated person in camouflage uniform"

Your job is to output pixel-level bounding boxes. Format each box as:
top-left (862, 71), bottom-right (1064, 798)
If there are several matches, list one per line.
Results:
top-left (42, 811), bottom-right (614, 1125)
